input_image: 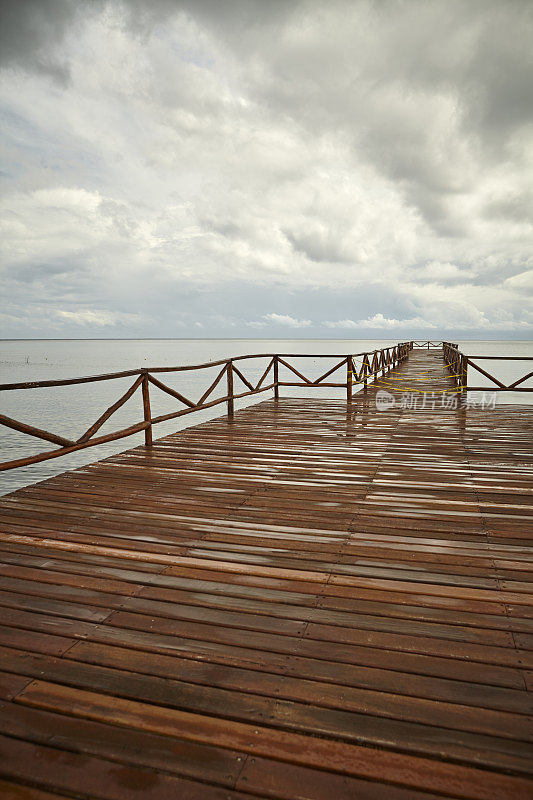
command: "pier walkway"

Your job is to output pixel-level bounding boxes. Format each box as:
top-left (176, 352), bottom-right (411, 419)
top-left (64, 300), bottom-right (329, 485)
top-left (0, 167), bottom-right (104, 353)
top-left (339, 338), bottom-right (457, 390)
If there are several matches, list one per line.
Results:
top-left (0, 348), bottom-right (532, 799)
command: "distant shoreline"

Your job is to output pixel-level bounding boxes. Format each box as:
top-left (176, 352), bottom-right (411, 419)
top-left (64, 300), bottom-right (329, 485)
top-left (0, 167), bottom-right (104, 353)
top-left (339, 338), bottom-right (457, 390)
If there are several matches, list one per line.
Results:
top-left (2, 337), bottom-right (533, 343)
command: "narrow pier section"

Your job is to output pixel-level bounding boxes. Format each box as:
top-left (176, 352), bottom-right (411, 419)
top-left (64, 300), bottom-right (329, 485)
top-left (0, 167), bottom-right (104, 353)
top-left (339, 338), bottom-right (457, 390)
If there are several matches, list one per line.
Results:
top-left (0, 348), bottom-right (532, 799)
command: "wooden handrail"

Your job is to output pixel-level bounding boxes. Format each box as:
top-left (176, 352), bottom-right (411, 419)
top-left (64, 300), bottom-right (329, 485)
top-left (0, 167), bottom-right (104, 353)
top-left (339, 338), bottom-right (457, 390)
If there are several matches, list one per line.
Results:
top-left (76, 374), bottom-right (145, 443)
top-left (11, 339), bottom-right (530, 472)
top-left (226, 361), bottom-right (234, 417)
top-left (146, 374), bottom-right (196, 408)
top-left (313, 357), bottom-right (348, 385)
top-left (442, 342), bottom-right (533, 393)
top-left (256, 358), bottom-right (275, 392)
top-left (0, 420), bottom-right (150, 471)
top-left (0, 414), bottom-right (75, 448)
top-left (231, 362), bottom-right (254, 392)
top-left (196, 364), bottom-right (228, 406)
top-left (0, 349), bottom-right (398, 392)
top-left (277, 357), bottom-right (313, 385)
top-left (467, 358), bottom-right (507, 389)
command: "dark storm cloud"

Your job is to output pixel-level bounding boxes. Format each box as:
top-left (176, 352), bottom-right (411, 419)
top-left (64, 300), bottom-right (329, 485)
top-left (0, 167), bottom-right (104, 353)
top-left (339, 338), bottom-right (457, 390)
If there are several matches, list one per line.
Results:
top-left (0, 0), bottom-right (84, 80)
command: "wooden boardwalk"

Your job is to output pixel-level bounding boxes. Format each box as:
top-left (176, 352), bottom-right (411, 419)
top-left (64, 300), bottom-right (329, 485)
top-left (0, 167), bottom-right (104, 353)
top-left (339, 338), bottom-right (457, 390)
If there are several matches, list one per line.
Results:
top-left (0, 349), bottom-right (532, 799)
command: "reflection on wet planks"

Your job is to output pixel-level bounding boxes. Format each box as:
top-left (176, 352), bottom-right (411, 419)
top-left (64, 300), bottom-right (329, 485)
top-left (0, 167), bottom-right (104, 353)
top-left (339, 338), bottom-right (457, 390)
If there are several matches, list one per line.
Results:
top-left (0, 349), bottom-right (532, 799)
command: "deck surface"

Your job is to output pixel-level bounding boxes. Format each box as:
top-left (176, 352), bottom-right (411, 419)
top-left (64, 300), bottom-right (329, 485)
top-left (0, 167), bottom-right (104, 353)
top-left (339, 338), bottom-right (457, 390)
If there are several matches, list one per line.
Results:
top-left (0, 349), bottom-right (532, 799)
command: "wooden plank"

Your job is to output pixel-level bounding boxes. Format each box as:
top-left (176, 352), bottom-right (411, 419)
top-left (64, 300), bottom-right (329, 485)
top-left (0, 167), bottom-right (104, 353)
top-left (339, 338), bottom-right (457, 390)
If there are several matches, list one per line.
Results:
top-left (0, 701), bottom-right (247, 788)
top-left (2, 642), bottom-right (530, 741)
top-left (0, 734), bottom-right (256, 800)
top-left (14, 680), bottom-right (533, 776)
top-left (0, 347), bottom-right (532, 798)
top-left (0, 779), bottom-right (69, 799)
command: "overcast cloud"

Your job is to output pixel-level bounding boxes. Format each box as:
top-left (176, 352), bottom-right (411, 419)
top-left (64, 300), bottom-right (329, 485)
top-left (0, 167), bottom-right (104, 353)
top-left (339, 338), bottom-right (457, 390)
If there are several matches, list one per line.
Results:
top-left (1, 0), bottom-right (532, 338)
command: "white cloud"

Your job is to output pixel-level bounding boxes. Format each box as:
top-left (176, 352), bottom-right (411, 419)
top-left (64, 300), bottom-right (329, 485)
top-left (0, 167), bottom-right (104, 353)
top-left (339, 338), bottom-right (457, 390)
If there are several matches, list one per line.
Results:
top-left (263, 313), bottom-right (311, 328)
top-left (504, 270), bottom-right (533, 293)
top-left (55, 309), bottom-right (142, 326)
top-left (0, 1), bottom-right (532, 336)
top-left (325, 314), bottom-right (437, 329)
top-left (416, 261), bottom-right (473, 282)
top-left (324, 319), bottom-right (361, 329)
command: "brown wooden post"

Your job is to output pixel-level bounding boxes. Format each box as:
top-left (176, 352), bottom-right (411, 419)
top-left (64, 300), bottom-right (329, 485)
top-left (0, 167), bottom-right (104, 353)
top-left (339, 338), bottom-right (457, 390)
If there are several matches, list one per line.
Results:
top-left (363, 354), bottom-right (368, 392)
top-left (462, 356), bottom-right (468, 396)
top-left (346, 356), bottom-right (353, 404)
top-left (226, 361), bottom-right (234, 417)
top-left (455, 352), bottom-right (462, 404)
top-left (142, 373), bottom-right (152, 446)
top-left (273, 355), bottom-right (279, 400)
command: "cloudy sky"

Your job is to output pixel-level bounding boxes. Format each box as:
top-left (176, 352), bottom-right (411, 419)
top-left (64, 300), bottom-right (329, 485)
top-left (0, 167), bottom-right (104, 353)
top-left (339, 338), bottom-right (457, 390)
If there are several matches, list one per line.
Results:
top-left (1, 0), bottom-right (532, 339)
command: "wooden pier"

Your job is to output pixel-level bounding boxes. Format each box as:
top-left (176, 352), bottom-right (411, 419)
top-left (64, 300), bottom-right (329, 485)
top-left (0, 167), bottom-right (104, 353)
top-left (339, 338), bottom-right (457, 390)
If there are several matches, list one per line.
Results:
top-left (0, 345), bottom-right (532, 799)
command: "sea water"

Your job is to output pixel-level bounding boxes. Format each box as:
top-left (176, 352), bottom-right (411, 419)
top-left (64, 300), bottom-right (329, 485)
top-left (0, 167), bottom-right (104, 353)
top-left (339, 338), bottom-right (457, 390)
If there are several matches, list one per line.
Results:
top-left (1, 338), bottom-right (531, 495)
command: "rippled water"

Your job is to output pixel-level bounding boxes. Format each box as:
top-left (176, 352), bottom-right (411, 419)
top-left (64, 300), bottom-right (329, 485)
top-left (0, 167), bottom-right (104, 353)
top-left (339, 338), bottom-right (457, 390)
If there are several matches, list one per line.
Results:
top-left (1, 338), bottom-right (531, 496)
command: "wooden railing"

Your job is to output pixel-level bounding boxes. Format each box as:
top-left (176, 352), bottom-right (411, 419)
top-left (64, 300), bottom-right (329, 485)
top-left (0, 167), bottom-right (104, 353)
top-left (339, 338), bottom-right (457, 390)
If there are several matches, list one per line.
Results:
top-left (411, 340), bottom-right (443, 349)
top-left (0, 343), bottom-right (411, 471)
top-left (443, 342), bottom-right (533, 394)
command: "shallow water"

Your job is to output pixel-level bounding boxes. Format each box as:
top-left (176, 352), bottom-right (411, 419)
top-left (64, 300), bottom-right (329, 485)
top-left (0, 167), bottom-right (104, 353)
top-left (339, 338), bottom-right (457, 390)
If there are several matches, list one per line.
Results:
top-left (1, 338), bottom-right (531, 495)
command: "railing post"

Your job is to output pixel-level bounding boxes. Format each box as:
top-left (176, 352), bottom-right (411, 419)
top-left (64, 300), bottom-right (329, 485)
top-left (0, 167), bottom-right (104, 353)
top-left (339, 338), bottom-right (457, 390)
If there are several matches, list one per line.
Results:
top-left (273, 355), bottom-right (279, 400)
top-left (462, 356), bottom-right (468, 396)
top-left (363, 355), bottom-right (368, 392)
top-left (141, 372), bottom-right (152, 446)
top-left (346, 356), bottom-right (353, 404)
top-left (226, 360), bottom-right (234, 418)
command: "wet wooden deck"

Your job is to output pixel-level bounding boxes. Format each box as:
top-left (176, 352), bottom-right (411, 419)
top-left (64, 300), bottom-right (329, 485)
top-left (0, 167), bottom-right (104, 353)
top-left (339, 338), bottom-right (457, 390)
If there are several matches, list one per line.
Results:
top-left (0, 349), bottom-right (532, 799)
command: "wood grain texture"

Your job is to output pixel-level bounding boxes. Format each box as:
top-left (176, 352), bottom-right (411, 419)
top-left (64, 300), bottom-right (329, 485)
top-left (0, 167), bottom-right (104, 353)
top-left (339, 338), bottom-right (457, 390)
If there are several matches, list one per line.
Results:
top-left (0, 348), bottom-right (531, 798)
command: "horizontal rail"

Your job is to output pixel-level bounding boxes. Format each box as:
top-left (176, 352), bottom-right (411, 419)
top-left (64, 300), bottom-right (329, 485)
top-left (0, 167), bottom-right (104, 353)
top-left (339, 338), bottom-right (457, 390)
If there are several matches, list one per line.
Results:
top-left (0, 343), bottom-right (411, 470)
top-left (442, 342), bottom-right (532, 394)
top-left (278, 382), bottom-right (347, 388)
top-left (461, 386), bottom-right (533, 392)
top-left (461, 355), bottom-right (533, 360)
top-left (0, 350), bottom-right (393, 391)
top-left (9, 339), bottom-right (531, 472)
top-left (0, 340), bottom-right (533, 470)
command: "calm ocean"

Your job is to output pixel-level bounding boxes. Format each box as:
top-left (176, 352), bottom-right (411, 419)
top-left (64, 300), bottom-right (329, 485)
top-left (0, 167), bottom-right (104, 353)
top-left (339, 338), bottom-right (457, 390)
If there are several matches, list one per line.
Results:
top-left (1, 338), bottom-right (531, 496)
